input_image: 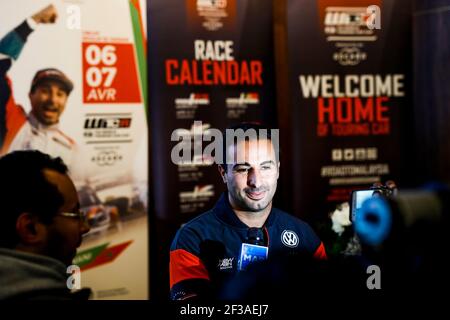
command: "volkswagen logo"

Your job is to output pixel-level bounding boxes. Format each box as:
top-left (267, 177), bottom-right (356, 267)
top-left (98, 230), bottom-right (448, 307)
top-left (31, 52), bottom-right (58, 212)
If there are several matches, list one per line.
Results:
top-left (281, 230), bottom-right (299, 248)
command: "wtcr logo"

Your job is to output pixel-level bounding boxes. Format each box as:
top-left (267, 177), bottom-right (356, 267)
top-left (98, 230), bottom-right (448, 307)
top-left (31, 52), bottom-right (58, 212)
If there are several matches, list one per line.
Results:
top-left (366, 5), bottom-right (381, 30)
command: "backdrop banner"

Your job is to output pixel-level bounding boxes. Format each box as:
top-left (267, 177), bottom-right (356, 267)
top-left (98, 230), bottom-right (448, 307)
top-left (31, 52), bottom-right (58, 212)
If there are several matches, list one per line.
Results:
top-left (148, 0), bottom-right (276, 225)
top-left (0, 0), bottom-right (148, 299)
top-left (287, 0), bottom-right (412, 224)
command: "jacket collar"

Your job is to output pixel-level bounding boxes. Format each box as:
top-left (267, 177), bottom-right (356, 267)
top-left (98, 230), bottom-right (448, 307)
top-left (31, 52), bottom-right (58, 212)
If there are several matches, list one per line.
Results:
top-left (213, 192), bottom-right (277, 229)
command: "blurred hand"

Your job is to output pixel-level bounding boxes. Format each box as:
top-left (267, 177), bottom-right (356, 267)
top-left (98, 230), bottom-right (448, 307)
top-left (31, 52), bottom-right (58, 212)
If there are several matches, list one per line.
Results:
top-left (372, 180), bottom-right (398, 195)
top-left (31, 4), bottom-right (57, 24)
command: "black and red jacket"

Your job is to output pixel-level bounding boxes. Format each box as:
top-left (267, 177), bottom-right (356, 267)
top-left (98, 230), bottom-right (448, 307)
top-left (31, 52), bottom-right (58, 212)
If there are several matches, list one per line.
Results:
top-left (169, 193), bottom-right (327, 300)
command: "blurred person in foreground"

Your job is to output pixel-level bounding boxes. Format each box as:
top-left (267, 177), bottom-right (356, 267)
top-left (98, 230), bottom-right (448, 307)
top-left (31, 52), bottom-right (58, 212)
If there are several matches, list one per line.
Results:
top-left (0, 150), bottom-right (90, 300)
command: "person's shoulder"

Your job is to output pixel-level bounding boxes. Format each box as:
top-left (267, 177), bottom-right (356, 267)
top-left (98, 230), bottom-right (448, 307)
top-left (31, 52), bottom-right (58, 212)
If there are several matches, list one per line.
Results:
top-left (170, 209), bottom-right (217, 250)
top-left (183, 208), bottom-right (217, 229)
top-left (272, 207), bottom-right (311, 229)
top-left (271, 207), bottom-right (321, 244)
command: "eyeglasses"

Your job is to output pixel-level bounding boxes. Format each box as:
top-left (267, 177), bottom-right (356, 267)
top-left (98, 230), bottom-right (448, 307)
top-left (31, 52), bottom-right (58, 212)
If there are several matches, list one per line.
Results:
top-left (57, 211), bottom-right (87, 224)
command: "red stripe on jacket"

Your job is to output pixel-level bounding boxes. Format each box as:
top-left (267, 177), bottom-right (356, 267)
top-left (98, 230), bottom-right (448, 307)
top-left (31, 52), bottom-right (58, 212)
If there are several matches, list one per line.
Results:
top-left (170, 249), bottom-right (210, 289)
top-left (313, 242), bottom-right (327, 260)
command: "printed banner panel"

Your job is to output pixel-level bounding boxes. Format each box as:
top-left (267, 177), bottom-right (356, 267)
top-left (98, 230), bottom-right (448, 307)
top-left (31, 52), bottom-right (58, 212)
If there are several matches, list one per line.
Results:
top-left (0, 0), bottom-right (148, 299)
top-left (287, 0), bottom-right (412, 222)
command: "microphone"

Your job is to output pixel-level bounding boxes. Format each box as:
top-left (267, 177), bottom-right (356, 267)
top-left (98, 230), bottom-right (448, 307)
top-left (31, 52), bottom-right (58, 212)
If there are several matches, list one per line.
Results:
top-left (238, 227), bottom-right (269, 271)
top-left (246, 227), bottom-right (265, 245)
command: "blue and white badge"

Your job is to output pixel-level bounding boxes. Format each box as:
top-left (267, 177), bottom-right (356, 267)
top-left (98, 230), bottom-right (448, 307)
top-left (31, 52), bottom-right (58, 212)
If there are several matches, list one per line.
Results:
top-left (238, 243), bottom-right (269, 271)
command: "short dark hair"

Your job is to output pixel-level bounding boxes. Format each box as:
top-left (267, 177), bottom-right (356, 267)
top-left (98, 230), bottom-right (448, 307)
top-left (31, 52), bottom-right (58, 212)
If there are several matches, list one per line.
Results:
top-left (0, 150), bottom-right (68, 248)
top-left (220, 122), bottom-right (279, 171)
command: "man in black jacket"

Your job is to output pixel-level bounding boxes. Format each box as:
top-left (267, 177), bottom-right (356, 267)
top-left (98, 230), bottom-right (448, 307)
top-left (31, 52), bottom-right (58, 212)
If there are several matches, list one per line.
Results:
top-left (169, 123), bottom-right (326, 300)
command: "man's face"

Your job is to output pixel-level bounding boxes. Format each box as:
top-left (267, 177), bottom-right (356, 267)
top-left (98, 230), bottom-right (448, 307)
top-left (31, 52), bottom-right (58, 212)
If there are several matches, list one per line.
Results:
top-left (221, 139), bottom-right (279, 212)
top-left (43, 169), bottom-right (89, 265)
top-left (29, 80), bottom-right (68, 126)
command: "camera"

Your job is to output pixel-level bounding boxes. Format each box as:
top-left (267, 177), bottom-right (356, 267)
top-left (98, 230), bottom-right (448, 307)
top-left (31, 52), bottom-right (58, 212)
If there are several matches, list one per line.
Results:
top-left (349, 186), bottom-right (395, 223)
top-left (350, 183), bottom-right (449, 292)
top-left (352, 183), bottom-right (448, 247)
